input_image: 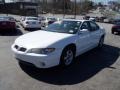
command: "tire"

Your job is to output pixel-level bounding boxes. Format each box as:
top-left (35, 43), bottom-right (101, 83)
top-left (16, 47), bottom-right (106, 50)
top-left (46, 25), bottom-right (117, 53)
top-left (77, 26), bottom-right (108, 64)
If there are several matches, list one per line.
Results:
top-left (98, 36), bottom-right (104, 48)
top-left (24, 28), bottom-right (29, 31)
top-left (112, 30), bottom-right (114, 34)
top-left (60, 47), bottom-right (75, 67)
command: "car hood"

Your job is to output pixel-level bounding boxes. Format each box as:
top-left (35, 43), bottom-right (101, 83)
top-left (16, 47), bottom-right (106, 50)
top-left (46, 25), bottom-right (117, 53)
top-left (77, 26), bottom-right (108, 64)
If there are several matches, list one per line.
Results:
top-left (15, 30), bottom-right (74, 49)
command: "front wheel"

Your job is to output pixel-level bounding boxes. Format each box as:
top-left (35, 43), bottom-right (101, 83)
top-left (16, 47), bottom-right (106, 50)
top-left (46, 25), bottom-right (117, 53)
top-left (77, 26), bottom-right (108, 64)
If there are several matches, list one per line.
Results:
top-left (60, 47), bottom-right (75, 67)
top-left (98, 36), bottom-right (104, 48)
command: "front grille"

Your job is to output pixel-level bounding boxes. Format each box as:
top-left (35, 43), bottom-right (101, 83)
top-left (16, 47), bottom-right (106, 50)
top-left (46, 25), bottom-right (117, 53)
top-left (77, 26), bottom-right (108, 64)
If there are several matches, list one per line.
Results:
top-left (19, 47), bottom-right (27, 52)
top-left (14, 45), bottom-right (19, 49)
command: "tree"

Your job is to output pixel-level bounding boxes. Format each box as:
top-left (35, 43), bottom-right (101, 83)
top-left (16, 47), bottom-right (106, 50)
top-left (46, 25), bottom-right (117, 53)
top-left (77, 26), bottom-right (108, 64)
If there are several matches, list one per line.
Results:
top-left (0, 0), bottom-right (5, 3)
top-left (80, 0), bottom-right (94, 13)
top-left (98, 2), bottom-right (104, 7)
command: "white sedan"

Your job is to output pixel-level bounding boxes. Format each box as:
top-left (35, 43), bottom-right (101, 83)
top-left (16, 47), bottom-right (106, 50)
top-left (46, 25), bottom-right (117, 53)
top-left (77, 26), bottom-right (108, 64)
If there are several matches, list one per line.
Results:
top-left (41, 17), bottom-right (60, 29)
top-left (20, 17), bottom-right (41, 30)
top-left (11, 19), bottom-right (105, 68)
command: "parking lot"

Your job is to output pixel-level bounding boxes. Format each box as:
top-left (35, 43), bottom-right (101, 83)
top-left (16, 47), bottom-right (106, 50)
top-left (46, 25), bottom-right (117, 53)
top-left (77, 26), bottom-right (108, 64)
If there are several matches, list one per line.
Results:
top-left (0, 18), bottom-right (120, 90)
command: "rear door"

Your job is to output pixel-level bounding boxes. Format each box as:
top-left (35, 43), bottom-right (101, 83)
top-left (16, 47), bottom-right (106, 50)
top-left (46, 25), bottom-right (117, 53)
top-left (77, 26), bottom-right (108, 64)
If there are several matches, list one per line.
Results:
top-left (88, 21), bottom-right (101, 47)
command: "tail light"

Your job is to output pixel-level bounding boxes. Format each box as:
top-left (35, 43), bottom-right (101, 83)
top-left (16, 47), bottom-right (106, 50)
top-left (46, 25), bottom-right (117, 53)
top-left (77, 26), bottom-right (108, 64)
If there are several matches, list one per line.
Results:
top-left (10, 22), bottom-right (15, 26)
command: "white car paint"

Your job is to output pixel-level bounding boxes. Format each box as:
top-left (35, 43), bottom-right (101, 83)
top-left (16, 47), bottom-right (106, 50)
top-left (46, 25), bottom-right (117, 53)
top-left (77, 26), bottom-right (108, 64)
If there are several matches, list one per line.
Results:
top-left (20, 17), bottom-right (41, 29)
top-left (11, 19), bottom-right (105, 68)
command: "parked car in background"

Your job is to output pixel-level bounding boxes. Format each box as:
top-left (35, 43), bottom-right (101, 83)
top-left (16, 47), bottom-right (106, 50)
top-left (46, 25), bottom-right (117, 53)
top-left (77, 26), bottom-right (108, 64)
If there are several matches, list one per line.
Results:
top-left (47, 17), bottom-right (58, 24)
top-left (103, 18), bottom-right (114, 24)
top-left (95, 17), bottom-right (100, 22)
top-left (89, 17), bottom-right (96, 22)
top-left (83, 16), bottom-right (90, 20)
top-left (41, 17), bottom-right (59, 29)
top-left (20, 16), bottom-right (41, 30)
top-left (12, 19), bottom-right (105, 68)
top-left (103, 18), bottom-right (110, 23)
top-left (99, 16), bottom-right (107, 23)
top-left (111, 21), bottom-right (120, 34)
top-left (0, 16), bottom-right (16, 33)
top-left (112, 19), bottom-right (120, 24)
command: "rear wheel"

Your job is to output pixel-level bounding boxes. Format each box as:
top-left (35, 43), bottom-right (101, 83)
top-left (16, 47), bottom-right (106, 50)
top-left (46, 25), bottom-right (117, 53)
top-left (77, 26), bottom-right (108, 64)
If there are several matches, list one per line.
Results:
top-left (60, 47), bottom-right (75, 67)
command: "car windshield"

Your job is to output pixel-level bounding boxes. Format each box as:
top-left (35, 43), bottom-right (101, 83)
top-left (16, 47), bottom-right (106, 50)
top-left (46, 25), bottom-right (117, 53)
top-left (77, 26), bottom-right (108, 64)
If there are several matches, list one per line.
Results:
top-left (45, 21), bottom-right (81, 34)
top-left (115, 21), bottom-right (120, 25)
top-left (26, 17), bottom-right (38, 20)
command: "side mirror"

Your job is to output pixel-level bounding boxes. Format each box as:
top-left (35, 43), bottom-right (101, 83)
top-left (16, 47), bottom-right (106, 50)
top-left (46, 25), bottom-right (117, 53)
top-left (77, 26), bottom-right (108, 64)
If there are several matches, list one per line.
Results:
top-left (78, 29), bottom-right (89, 34)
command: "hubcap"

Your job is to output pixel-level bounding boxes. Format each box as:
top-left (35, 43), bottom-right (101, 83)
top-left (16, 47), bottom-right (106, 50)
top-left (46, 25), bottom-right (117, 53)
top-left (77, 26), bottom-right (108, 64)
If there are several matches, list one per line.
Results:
top-left (64, 50), bottom-right (73, 66)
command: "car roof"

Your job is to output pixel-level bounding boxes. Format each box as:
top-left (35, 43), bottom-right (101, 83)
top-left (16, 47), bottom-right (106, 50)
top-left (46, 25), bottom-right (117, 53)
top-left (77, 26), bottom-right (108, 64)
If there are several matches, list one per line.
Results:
top-left (0, 16), bottom-right (13, 18)
top-left (0, 16), bottom-right (14, 21)
top-left (63, 19), bottom-right (90, 22)
top-left (25, 16), bottom-right (38, 18)
top-left (47, 17), bottom-right (56, 18)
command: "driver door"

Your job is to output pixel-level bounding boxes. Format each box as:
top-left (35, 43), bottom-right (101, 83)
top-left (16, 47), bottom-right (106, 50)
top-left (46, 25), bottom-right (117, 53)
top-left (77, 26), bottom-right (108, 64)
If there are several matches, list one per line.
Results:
top-left (76, 21), bottom-right (91, 55)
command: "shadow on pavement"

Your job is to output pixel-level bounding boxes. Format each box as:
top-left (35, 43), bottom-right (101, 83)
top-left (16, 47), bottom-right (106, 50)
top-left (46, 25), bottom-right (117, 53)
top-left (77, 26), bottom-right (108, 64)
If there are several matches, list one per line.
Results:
top-left (19, 44), bottom-right (120, 85)
top-left (25, 28), bottom-right (41, 32)
top-left (115, 33), bottom-right (120, 36)
top-left (0, 28), bottom-right (23, 36)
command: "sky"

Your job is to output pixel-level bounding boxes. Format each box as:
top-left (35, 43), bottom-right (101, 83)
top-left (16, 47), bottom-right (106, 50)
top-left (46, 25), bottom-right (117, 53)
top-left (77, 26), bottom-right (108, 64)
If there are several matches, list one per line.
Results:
top-left (4, 0), bottom-right (118, 4)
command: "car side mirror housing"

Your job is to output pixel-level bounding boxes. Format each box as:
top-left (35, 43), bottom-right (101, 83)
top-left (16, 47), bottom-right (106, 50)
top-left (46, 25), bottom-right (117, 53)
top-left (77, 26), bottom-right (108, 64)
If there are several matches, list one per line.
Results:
top-left (78, 29), bottom-right (89, 34)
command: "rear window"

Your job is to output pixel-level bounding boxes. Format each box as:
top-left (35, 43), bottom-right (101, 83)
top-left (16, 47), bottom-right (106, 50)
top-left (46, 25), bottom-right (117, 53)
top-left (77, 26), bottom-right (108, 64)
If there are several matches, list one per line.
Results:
top-left (26, 17), bottom-right (38, 20)
top-left (0, 17), bottom-right (14, 21)
top-left (114, 21), bottom-right (120, 25)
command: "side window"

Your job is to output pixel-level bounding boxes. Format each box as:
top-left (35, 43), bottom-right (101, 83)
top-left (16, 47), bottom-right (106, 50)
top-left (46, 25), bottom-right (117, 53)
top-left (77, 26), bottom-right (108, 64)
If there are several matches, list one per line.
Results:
top-left (81, 22), bottom-right (89, 30)
top-left (89, 21), bottom-right (99, 31)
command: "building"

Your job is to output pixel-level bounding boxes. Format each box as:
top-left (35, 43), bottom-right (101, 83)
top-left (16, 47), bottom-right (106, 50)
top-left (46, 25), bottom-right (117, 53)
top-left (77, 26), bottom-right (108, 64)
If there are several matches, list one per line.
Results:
top-left (0, 0), bottom-right (38, 16)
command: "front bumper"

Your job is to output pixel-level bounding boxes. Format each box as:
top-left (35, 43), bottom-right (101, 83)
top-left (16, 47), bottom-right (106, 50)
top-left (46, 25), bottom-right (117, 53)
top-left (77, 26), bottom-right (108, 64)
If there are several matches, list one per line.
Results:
top-left (11, 45), bottom-right (61, 68)
top-left (112, 28), bottom-right (120, 32)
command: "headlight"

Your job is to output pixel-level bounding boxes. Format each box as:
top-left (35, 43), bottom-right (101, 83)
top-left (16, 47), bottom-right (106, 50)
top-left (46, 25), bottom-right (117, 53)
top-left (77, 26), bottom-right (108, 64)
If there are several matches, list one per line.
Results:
top-left (29, 48), bottom-right (55, 54)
